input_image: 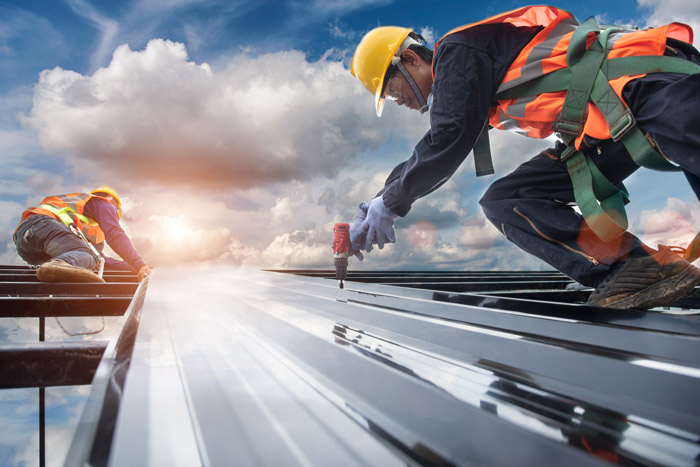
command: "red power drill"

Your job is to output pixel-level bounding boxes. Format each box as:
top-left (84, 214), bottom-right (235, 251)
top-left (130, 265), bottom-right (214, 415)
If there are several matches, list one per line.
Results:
top-left (333, 223), bottom-right (350, 289)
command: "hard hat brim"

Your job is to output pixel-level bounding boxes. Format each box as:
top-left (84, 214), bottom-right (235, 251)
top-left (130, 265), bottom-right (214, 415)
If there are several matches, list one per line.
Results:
top-left (374, 29), bottom-right (411, 117)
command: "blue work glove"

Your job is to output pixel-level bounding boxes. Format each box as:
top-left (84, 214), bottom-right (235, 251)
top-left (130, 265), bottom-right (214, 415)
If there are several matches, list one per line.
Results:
top-left (348, 207), bottom-right (367, 261)
top-left (353, 196), bottom-right (397, 252)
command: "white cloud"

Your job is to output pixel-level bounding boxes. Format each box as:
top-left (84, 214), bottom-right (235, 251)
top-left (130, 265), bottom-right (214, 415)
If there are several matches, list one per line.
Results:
top-left (417, 26), bottom-right (436, 47)
top-left (21, 38), bottom-right (417, 192)
top-left (329, 18), bottom-right (357, 40)
top-left (632, 197), bottom-right (700, 254)
top-left (271, 190), bottom-right (312, 225)
top-left (638, 0), bottom-right (700, 46)
top-left (459, 215), bottom-right (505, 250)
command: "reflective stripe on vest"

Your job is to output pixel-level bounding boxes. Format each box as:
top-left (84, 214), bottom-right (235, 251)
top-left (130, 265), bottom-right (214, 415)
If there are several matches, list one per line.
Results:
top-left (19, 193), bottom-right (106, 244)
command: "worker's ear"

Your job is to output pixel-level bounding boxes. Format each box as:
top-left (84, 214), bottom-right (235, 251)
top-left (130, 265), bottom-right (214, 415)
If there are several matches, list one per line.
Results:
top-left (400, 49), bottom-right (422, 70)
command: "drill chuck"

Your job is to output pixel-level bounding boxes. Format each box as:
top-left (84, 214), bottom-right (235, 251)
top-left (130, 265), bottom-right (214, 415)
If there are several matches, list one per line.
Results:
top-left (334, 257), bottom-right (348, 281)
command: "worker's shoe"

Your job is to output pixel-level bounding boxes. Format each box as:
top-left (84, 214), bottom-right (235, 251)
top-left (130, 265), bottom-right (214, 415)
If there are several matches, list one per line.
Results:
top-left (36, 259), bottom-right (105, 283)
top-left (587, 246), bottom-right (700, 310)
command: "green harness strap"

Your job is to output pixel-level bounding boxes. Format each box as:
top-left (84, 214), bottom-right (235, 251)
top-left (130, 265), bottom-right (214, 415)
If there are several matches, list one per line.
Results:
top-left (480, 17), bottom-right (700, 243)
top-left (550, 21), bottom-right (630, 240)
top-left (39, 204), bottom-right (93, 230)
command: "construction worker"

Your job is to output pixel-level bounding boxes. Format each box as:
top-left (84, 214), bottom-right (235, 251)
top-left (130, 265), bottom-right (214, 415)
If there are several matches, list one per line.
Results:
top-left (349, 6), bottom-right (700, 310)
top-left (13, 187), bottom-right (152, 283)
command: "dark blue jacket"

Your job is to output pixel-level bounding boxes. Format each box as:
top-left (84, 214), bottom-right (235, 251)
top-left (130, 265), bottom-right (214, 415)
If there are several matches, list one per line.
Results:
top-left (378, 24), bottom-right (542, 216)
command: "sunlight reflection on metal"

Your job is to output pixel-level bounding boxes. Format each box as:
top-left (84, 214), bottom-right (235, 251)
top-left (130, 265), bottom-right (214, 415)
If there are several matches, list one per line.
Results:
top-left (3, 265), bottom-right (700, 466)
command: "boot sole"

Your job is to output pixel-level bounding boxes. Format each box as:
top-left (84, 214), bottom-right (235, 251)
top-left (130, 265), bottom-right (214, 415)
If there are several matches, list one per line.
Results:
top-left (590, 263), bottom-right (700, 310)
top-left (37, 264), bottom-right (105, 283)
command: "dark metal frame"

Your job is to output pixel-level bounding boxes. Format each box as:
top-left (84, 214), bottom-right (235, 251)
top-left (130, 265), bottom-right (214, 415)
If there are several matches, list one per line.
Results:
top-left (0, 266), bottom-right (142, 467)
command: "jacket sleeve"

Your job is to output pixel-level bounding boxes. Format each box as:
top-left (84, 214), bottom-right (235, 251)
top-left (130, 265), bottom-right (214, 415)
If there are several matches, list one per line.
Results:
top-left (379, 40), bottom-right (497, 216)
top-left (85, 198), bottom-right (147, 272)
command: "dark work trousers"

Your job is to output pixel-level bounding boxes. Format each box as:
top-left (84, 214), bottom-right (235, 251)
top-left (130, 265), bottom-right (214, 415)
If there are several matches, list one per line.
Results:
top-left (14, 215), bottom-right (100, 271)
top-left (480, 57), bottom-right (700, 287)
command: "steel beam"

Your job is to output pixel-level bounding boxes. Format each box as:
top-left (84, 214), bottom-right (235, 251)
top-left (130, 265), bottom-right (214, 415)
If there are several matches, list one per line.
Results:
top-left (0, 273), bottom-right (139, 283)
top-left (0, 296), bottom-right (132, 317)
top-left (0, 281), bottom-right (138, 295)
top-left (0, 342), bottom-right (107, 388)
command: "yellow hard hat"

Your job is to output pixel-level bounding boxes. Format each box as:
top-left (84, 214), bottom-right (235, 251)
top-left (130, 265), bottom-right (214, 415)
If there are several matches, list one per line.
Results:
top-left (350, 26), bottom-right (412, 117)
top-left (90, 185), bottom-right (122, 219)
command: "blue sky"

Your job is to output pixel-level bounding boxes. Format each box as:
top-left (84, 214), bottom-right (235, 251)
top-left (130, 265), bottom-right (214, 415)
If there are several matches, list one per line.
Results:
top-left (1, 0), bottom-right (700, 273)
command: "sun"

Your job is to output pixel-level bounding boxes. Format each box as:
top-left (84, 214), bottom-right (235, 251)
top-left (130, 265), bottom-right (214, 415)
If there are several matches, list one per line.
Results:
top-left (163, 216), bottom-right (191, 244)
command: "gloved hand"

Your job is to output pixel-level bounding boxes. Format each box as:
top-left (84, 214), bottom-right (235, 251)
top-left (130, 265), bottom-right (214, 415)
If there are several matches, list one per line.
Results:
top-left (353, 196), bottom-right (397, 252)
top-left (348, 207), bottom-right (367, 261)
top-left (137, 264), bottom-right (152, 281)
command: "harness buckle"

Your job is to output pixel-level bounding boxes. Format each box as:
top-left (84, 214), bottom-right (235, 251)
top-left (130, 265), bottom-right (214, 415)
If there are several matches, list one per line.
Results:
top-left (610, 109), bottom-right (635, 142)
top-left (554, 116), bottom-right (584, 137)
top-left (559, 144), bottom-right (579, 163)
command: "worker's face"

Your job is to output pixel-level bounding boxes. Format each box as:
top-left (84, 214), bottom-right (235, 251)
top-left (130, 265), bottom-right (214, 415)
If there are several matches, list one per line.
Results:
top-left (384, 50), bottom-right (433, 111)
top-left (385, 73), bottom-right (421, 110)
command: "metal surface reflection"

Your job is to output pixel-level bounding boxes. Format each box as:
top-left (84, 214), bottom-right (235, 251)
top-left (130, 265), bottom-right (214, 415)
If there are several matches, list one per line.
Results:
top-left (328, 319), bottom-right (700, 466)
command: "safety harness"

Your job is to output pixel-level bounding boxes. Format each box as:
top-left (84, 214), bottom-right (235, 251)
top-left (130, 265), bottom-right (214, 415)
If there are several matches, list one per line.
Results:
top-left (38, 203), bottom-right (106, 276)
top-left (39, 203), bottom-right (95, 232)
top-left (474, 17), bottom-right (700, 261)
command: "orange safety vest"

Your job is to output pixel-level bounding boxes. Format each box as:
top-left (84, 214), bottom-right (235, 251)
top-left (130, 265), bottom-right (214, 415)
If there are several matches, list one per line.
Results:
top-left (18, 193), bottom-right (109, 244)
top-left (434, 6), bottom-right (693, 148)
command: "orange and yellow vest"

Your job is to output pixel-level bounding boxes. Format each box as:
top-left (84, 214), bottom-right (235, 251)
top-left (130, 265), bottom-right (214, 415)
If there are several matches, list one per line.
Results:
top-left (17, 193), bottom-right (109, 244)
top-left (434, 5), bottom-right (693, 149)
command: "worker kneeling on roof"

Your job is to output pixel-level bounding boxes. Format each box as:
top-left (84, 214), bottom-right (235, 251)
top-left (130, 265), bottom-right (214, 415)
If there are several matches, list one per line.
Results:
top-left (349, 5), bottom-right (700, 310)
top-left (13, 186), bottom-right (152, 283)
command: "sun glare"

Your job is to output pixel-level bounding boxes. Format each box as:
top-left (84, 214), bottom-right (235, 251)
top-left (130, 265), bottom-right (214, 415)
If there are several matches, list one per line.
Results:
top-left (163, 216), bottom-right (190, 243)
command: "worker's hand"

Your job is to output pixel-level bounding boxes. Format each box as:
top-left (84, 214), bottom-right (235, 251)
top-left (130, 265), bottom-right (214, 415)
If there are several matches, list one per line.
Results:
top-left (137, 265), bottom-right (152, 281)
top-left (356, 196), bottom-right (397, 252)
top-left (349, 207), bottom-right (368, 261)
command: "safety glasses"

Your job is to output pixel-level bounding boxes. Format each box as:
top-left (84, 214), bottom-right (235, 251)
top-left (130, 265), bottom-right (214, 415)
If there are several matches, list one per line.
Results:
top-left (383, 75), bottom-right (403, 101)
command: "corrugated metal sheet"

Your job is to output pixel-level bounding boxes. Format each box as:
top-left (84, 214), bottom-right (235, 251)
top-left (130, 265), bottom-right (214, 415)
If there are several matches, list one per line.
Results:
top-left (4, 265), bottom-right (700, 466)
top-left (75, 268), bottom-right (700, 466)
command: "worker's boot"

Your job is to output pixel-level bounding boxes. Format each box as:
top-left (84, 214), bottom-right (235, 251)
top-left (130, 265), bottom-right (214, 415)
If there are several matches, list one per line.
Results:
top-left (587, 246), bottom-right (700, 310)
top-left (36, 259), bottom-right (105, 283)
